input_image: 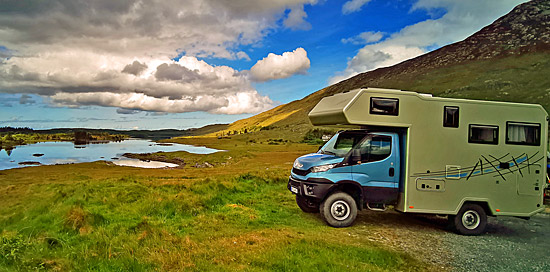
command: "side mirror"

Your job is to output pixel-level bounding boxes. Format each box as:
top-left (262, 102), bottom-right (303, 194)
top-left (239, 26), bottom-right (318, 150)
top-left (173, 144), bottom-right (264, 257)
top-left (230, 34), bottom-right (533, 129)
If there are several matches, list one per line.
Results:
top-left (318, 145), bottom-right (323, 152)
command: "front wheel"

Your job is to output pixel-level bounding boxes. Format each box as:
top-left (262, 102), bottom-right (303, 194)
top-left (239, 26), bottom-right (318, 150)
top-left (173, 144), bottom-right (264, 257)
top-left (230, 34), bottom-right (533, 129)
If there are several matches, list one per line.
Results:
top-left (296, 195), bottom-right (320, 213)
top-left (320, 191), bottom-right (357, 227)
top-left (451, 203), bottom-right (487, 235)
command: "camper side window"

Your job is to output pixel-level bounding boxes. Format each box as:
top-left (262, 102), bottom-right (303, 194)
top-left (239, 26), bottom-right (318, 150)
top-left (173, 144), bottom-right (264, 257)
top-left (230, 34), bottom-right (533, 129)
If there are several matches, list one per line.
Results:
top-left (468, 125), bottom-right (498, 145)
top-left (370, 97), bottom-right (399, 116)
top-left (443, 106), bottom-right (459, 128)
top-left (506, 122), bottom-right (541, 146)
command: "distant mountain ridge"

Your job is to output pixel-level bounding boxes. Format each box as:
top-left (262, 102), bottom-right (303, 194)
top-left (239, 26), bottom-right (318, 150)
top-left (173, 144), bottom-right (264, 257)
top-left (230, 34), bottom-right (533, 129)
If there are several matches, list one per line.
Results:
top-left (207, 0), bottom-right (550, 141)
top-left (1, 124), bottom-right (228, 140)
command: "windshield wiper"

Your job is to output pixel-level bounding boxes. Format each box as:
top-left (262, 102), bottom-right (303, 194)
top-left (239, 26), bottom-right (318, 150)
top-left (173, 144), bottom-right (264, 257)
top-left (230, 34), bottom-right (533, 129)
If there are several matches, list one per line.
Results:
top-left (322, 150), bottom-right (337, 156)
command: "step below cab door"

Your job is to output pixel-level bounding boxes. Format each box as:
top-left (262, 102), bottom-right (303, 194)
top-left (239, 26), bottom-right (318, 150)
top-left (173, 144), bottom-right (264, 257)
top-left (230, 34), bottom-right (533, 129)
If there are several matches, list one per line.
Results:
top-left (350, 133), bottom-right (399, 203)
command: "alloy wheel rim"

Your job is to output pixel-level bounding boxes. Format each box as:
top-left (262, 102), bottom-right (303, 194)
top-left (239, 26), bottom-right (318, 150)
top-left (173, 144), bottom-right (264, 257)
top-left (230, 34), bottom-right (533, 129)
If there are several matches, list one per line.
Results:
top-left (462, 210), bottom-right (480, 230)
top-left (331, 200), bottom-right (350, 221)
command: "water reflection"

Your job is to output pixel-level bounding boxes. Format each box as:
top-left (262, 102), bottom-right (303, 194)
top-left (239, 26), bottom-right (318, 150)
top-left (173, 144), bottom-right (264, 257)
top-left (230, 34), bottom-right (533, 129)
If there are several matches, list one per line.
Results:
top-left (4, 147), bottom-right (14, 156)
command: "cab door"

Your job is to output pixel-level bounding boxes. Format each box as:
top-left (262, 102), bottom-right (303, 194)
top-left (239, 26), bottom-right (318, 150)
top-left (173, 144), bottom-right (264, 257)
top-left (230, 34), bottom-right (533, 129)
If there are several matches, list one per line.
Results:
top-left (350, 133), bottom-right (399, 189)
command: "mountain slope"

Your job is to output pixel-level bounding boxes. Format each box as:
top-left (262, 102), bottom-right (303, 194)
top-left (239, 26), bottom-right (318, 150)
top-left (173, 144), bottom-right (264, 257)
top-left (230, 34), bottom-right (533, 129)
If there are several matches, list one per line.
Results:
top-left (208, 0), bottom-right (550, 141)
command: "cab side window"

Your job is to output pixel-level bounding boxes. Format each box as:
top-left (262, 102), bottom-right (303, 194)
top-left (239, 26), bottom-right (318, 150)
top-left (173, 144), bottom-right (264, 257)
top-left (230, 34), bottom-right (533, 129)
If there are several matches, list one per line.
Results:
top-left (358, 135), bottom-right (392, 162)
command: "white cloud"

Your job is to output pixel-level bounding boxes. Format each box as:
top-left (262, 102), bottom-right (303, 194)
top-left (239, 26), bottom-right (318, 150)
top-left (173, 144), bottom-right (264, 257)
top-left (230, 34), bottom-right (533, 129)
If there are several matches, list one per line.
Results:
top-left (342, 0), bottom-right (372, 15)
top-left (236, 51), bottom-right (251, 61)
top-left (284, 5), bottom-right (312, 30)
top-left (330, 45), bottom-right (424, 84)
top-left (0, 0), bottom-right (318, 60)
top-left (331, 0), bottom-right (527, 84)
top-left (341, 31), bottom-right (384, 44)
top-left (250, 48), bottom-right (311, 82)
top-left (0, 0), bottom-right (318, 115)
top-left (51, 91), bottom-right (272, 115)
top-left (0, 50), bottom-right (273, 114)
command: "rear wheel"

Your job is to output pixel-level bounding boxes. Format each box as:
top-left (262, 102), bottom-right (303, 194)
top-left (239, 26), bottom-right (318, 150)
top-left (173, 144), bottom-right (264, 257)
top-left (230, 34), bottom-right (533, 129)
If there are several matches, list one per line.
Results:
top-left (320, 191), bottom-right (357, 227)
top-left (451, 203), bottom-right (487, 235)
top-left (296, 195), bottom-right (319, 213)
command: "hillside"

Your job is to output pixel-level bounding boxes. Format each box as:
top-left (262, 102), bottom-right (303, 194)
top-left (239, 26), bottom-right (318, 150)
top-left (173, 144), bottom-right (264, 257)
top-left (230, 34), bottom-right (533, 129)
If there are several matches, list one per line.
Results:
top-left (207, 0), bottom-right (550, 141)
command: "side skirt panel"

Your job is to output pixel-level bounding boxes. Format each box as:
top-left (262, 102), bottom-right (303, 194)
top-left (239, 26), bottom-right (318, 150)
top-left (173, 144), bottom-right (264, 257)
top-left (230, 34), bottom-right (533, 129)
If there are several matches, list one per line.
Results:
top-left (363, 186), bottom-right (399, 205)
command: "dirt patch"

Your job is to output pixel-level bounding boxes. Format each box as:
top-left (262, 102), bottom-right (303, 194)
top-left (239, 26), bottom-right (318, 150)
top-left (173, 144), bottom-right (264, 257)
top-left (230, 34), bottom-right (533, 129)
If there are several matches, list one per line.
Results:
top-left (351, 210), bottom-right (452, 271)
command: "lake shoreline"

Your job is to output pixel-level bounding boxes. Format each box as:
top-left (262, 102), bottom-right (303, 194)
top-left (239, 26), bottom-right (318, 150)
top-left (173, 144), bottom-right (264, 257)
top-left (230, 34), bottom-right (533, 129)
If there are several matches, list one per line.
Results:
top-left (0, 139), bottom-right (220, 171)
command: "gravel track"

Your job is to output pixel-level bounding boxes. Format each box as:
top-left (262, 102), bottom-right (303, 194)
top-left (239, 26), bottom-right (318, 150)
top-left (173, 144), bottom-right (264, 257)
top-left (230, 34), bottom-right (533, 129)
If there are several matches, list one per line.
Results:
top-left (446, 213), bottom-right (550, 272)
top-left (346, 204), bottom-right (550, 271)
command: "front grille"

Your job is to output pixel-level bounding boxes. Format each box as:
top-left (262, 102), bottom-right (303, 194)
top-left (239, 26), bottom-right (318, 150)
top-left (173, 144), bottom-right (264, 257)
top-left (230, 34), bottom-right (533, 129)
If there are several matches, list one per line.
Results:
top-left (292, 167), bottom-right (311, 176)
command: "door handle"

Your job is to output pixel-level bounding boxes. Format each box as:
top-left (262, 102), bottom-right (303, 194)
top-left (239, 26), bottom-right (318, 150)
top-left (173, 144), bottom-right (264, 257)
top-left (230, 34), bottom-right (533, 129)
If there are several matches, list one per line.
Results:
top-left (389, 167), bottom-right (395, 177)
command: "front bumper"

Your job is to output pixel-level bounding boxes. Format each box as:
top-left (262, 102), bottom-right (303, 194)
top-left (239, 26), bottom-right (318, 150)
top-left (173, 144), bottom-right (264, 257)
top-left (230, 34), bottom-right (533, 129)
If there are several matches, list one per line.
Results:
top-left (287, 176), bottom-right (335, 200)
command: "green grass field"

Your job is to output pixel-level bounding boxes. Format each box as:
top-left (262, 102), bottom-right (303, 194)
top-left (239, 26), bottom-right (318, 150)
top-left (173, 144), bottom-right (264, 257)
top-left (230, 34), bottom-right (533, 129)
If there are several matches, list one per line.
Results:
top-left (0, 137), bottom-right (432, 271)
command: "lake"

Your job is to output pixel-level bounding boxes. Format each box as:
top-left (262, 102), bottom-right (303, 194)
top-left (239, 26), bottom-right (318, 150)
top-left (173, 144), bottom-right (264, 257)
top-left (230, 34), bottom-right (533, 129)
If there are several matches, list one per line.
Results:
top-left (0, 139), bottom-right (220, 170)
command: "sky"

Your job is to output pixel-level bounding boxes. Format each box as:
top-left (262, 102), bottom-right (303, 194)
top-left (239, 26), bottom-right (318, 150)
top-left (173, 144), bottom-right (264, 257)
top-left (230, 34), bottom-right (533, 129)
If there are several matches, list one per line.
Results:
top-left (0, 0), bottom-right (527, 130)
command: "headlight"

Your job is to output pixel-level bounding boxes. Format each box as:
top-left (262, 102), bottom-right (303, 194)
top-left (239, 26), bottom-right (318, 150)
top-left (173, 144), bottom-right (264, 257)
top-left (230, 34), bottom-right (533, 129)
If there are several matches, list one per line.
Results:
top-left (293, 160), bottom-right (304, 169)
top-left (311, 163), bottom-right (337, 173)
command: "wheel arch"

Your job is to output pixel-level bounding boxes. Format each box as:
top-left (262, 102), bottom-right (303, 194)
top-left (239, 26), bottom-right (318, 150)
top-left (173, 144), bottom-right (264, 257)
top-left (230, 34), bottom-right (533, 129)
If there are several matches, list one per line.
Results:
top-left (456, 199), bottom-right (494, 216)
top-left (327, 180), bottom-right (364, 210)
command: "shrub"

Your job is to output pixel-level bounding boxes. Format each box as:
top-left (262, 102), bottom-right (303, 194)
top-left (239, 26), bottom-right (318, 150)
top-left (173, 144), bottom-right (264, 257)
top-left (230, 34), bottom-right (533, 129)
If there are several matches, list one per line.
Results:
top-left (301, 129), bottom-right (334, 145)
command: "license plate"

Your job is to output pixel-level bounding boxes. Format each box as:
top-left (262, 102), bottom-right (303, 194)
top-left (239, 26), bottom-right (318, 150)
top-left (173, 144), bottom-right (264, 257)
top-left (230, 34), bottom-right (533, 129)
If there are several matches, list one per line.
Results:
top-left (290, 186), bottom-right (298, 194)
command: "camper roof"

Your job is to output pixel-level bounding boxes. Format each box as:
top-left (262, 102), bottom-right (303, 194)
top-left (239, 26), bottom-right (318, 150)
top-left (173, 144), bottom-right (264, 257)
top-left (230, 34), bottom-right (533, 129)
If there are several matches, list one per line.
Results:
top-left (308, 87), bottom-right (546, 127)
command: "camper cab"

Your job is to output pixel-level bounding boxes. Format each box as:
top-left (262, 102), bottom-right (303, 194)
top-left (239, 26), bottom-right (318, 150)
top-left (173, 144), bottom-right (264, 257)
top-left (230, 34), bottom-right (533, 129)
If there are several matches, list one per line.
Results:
top-left (288, 88), bottom-right (548, 235)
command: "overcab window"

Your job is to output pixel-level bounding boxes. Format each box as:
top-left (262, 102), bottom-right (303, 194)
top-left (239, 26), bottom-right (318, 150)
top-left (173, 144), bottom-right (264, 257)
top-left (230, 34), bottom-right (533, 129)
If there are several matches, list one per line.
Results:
top-left (469, 125), bottom-right (498, 145)
top-left (370, 97), bottom-right (399, 116)
top-left (506, 122), bottom-right (540, 146)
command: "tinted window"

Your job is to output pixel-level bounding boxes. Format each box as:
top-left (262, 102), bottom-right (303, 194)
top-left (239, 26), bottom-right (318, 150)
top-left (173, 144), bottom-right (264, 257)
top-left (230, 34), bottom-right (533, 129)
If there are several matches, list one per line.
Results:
top-left (506, 122), bottom-right (540, 146)
top-left (469, 125), bottom-right (498, 145)
top-left (443, 106), bottom-right (459, 128)
top-left (370, 97), bottom-right (399, 116)
top-left (357, 135), bottom-right (392, 162)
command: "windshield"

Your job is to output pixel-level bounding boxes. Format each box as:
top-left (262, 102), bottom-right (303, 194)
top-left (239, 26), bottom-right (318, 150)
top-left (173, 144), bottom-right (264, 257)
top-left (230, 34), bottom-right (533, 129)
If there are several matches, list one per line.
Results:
top-left (319, 131), bottom-right (367, 158)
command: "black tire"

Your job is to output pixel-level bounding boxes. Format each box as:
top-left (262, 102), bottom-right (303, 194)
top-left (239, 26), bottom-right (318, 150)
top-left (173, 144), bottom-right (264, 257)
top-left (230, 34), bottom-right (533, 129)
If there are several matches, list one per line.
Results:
top-left (451, 203), bottom-right (487, 235)
top-left (296, 195), bottom-right (320, 213)
top-left (320, 191), bottom-right (357, 227)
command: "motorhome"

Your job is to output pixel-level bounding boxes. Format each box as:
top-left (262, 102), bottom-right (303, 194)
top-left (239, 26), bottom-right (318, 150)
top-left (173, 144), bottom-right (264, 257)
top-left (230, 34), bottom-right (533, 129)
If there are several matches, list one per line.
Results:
top-left (288, 88), bottom-right (548, 235)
